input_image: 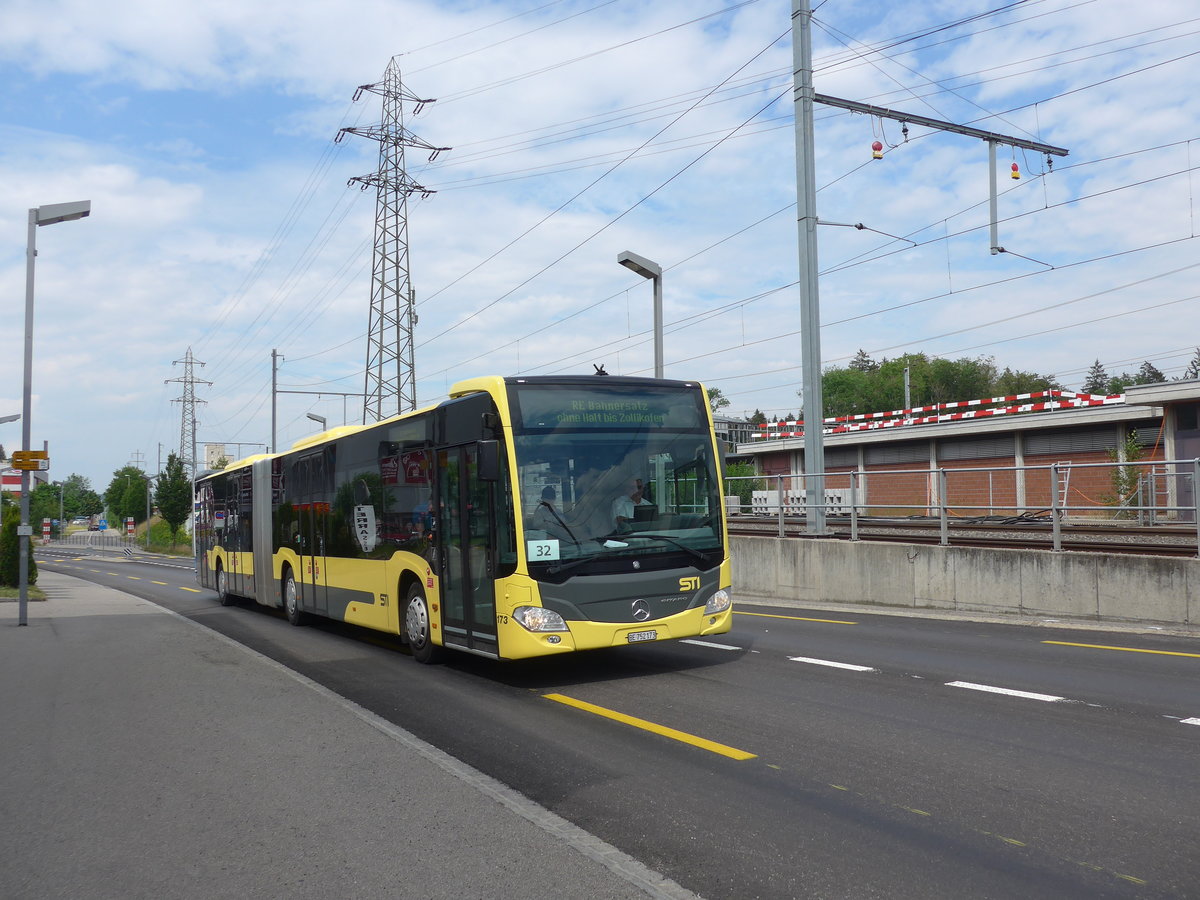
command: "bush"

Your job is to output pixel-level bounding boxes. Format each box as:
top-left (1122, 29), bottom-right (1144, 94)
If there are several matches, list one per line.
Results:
top-left (0, 504), bottom-right (37, 588)
top-left (724, 462), bottom-right (764, 511)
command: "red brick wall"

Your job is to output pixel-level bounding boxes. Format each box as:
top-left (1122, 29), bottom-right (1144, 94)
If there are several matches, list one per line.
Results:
top-left (939, 456), bottom-right (1019, 516)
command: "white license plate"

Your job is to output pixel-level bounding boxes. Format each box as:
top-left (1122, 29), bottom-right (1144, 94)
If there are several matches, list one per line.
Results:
top-left (626, 630), bottom-right (657, 643)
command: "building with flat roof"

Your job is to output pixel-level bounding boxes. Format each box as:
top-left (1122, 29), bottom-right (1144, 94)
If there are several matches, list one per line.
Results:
top-left (734, 384), bottom-right (1200, 519)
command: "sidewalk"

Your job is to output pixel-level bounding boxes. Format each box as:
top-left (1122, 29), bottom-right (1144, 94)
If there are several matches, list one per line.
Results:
top-left (0, 572), bottom-right (689, 900)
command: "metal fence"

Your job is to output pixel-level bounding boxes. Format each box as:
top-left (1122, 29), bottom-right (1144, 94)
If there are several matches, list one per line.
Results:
top-left (57, 530), bottom-right (132, 549)
top-left (726, 457), bottom-right (1200, 554)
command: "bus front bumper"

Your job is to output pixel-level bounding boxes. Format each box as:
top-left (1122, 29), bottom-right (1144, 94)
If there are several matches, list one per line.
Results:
top-left (501, 603), bottom-right (733, 659)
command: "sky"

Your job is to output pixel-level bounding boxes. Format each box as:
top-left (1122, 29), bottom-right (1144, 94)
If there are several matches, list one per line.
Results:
top-left (1, 0), bottom-right (1198, 492)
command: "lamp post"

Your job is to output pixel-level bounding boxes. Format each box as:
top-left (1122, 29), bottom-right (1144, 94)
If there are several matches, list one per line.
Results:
top-left (617, 250), bottom-right (663, 379)
top-left (20, 200), bottom-right (91, 626)
top-left (145, 474), bottom-right (154, 550)
top-left (306, 413), bottom-right (327, 431)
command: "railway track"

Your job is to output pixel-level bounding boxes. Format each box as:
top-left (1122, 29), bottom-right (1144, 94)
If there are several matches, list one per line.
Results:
top-left (726, 515), bottom-right (1200, 557)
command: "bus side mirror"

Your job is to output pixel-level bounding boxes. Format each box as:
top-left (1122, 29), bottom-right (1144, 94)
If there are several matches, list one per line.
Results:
top-left (478, 440), bottom-right (500, 482)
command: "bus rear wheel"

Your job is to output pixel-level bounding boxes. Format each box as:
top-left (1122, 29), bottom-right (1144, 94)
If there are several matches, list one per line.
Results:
top-left (404, 584), bottom-right (443, 665)
top-left (283, 570), bottom-right (307, 626)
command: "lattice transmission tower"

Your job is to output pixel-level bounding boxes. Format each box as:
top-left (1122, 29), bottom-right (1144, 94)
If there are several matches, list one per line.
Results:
top-left (336, 57), bottom-right (449, 422)
top-left (166, 347), bottom-right (211, 479)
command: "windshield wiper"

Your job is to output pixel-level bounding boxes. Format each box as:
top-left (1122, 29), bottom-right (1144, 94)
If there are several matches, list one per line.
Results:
top-left (603, 532), bottom-right (711, 564)
top-left (546, 552), bottom-right (603, 576)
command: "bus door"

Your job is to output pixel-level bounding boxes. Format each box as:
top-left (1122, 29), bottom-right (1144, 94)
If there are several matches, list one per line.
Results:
top-left (436, 444), bottom-right (497, 655)
top-left (296, 451), bottom-right (329, 617)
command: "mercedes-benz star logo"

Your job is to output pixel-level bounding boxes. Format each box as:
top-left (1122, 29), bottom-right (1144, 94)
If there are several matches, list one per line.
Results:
top-left (631, 599), bottom-right (651, 621)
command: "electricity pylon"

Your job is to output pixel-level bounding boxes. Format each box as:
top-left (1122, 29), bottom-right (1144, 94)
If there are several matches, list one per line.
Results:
top-left (166, 347), bottom-right (211, 479)
top-left (336, 57), bottom-right (449, 422)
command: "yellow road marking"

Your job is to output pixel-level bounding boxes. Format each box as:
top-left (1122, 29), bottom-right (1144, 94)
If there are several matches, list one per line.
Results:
top-left (1043, 640), bottom-right (1200, 659)
top-left (127, 576), bottom-right (141, 580)
top-left (180, 587), bottom-right (202, 593)
top-left (737, 611), bottom-right (857, 625)
top-left (151, 581), bottom-right (168, 586)
top-left (543, 693), bottom-right (756, 760)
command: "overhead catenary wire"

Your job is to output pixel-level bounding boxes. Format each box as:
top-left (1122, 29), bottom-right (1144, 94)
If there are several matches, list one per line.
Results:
top-left (199, 2), bottom-right (1200, 443)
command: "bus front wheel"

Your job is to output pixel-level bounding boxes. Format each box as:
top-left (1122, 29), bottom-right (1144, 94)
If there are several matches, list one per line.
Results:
top-left (216, 563), bottom-right (235, 607)
top-left (404, 584), bottom-right (443, 665)
top-left (283, 570), bottom-right (307, 626)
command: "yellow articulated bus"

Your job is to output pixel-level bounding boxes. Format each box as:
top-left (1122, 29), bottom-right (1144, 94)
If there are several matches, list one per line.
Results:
top-left (195, 374), bottom-right (732, 663)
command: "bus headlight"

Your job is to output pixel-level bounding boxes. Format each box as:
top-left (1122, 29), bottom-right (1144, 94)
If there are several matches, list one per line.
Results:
top-left (513, 606), bottom-right (569, 632)
top-left (703, 589), bottom-right (732, 615)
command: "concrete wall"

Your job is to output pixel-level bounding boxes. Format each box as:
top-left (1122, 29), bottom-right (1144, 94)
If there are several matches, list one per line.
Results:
top-left (731, 536), bottom-right (1200, 627)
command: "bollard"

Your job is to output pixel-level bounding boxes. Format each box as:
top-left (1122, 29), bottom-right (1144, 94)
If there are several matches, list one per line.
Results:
top-left (777, 474), bottom-right (786, 538)
top-left (938, 468), bottom-right (948, 546)
top-left (1051, 463), bottom-right (1062, 551)
top-left (850, 470), bottom-right (860, 542)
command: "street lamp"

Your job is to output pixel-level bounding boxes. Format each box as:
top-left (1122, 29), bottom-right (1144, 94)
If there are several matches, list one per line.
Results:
top-left (617, 250), bottom-right (663, 379)
top-left (306, 413), bottom-right (327, 431)
top-left (19, 200), bottom-right (91, 626)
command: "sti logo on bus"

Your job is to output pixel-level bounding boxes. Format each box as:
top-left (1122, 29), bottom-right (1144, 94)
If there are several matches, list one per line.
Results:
top-left (679, 576), bottom-right (700, 592)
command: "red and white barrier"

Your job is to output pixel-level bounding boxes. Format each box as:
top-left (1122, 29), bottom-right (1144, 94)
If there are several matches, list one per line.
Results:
top-left (750, 390), bottom-right (1126, 439)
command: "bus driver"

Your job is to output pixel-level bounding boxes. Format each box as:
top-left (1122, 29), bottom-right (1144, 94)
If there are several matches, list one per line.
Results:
top-left (612, 478), bottom-right (652, 528)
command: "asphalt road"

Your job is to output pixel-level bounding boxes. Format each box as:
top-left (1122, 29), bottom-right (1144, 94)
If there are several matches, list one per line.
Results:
top-left (37, 546), bottom-right (1200, 899)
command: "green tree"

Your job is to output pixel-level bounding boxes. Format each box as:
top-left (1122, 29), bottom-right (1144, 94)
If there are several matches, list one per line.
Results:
top-left (105, 465), bottom-right (150, 526)
top-left (748, 409), bottom-right (767, 426)
top-left (816, 352), bottom-right (1066, 417)
top-left (59, 474), bottom-right (103, 519)
top-left (28, 483), bottom-right (62, 536)
top-left (723, 461), bottom-right (762, 511)
top-left (1135, 361), bottom-right (1165, 384)
top-left (848, 349), bottom-right (878, 373)
top-left (706, 386), bottom-right (730, 414)
top-left (821, 367), bottom-right (874, 417)
top-left (154, 453), bottom-right (193, 548)
top-left (993, 367), bottom-right (1062, 395)
top-left (0, 503), bottom-right (36, 587)
top-left (1179, 347), bottom-right (1200, 380)
top-left (1106, 373), bottom-right (1136, 394)
top-left (1081, 359), bottom-right (1109, 394)
top-left (1104, 429), bottom-right (1145, 516)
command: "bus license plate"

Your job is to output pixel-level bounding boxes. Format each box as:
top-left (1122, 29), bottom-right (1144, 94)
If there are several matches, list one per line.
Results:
top-left (627, 630), bottom-right (657, 643)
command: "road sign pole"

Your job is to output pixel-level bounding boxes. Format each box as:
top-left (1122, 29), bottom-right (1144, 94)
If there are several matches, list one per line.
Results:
top-left (18, 209), bottom-right (36, 626)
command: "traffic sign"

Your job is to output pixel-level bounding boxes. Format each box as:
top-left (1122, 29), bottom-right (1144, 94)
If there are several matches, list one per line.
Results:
top-left (11, 458), bottom-right (49, 471)
top-left (11, 450), bottom-right (49, 471)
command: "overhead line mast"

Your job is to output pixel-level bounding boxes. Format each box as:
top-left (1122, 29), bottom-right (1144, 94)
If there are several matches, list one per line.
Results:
top-left (790, 0), bottom-right (1069, 534)
top-left (337, 57), bottom-right (450, 422)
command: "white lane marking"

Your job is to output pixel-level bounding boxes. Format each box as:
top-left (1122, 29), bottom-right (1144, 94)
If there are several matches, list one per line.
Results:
top-left (1181, 718), bottom-right (1200, 726)
top-left (681, 639), bottom-right (741, 651)
top-left (789, 656), bottom-right (877, 673)
top-left (946, 681), bottom-right (1067, 703)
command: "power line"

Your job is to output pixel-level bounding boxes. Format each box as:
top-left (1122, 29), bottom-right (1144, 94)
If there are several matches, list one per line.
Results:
top-left (417, 28), bottom-right (791, 314)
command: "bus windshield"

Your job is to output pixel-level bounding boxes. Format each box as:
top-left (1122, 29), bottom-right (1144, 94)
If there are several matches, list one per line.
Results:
top-left (509, 381), bottom-right (723, 576)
